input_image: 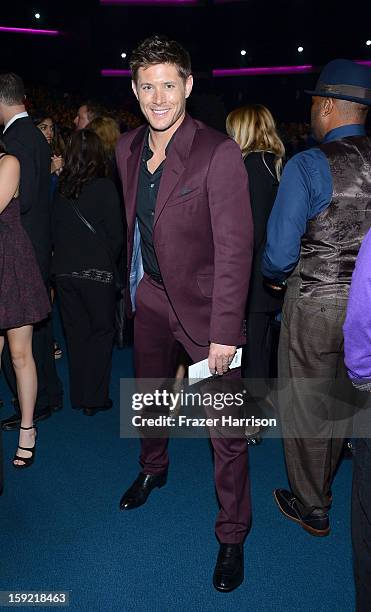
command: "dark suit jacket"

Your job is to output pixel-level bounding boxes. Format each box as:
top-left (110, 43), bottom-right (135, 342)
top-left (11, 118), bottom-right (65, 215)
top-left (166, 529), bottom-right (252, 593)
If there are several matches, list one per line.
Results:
top-left (116, 114), bottom-right (254, 347)
top-left (3, 116), bottom-right (52, 280)
top-left (244, 152), bottom-right (283, 313)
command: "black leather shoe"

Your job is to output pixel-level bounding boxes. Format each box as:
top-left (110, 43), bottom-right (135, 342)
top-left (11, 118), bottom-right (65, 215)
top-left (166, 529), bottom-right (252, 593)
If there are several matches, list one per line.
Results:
top-left (83, 399), bottom-right (113, 417)
top-left (213, 543), bottom-right (244, 592)
top-left (119, 472), bottom-right (167, 510)
top-left (2, 407), bottom-right (51, 431)
top-left (273, 489), bottom-right (330, 537)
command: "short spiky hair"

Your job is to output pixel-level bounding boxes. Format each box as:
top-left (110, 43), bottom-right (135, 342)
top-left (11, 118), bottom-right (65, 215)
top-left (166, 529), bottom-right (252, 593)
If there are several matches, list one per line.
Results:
top-left (130, 34), bottom-right (192, 82)
top-left (0, 73), bottom-right (25, 105)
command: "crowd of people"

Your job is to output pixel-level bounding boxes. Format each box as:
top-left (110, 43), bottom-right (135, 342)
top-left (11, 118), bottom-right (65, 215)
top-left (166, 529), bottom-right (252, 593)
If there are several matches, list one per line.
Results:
top-left (0, 33), bottom-right (370, 610)
top-left (23, 85), bottom-right (316, 159)
top-left (26, 86), bottom-right (142, 134)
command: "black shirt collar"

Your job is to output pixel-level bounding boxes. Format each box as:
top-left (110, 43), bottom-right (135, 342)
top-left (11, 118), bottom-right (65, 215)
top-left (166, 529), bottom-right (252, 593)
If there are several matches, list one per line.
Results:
top-left (142, 127), bottom-right (176, 162)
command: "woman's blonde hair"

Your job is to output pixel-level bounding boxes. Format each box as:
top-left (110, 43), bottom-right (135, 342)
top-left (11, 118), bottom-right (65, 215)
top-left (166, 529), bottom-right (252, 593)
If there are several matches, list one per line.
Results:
top-left (226, 104), bottom-right (285, 179)
top-left (88, 116), bottom-right (120, 157)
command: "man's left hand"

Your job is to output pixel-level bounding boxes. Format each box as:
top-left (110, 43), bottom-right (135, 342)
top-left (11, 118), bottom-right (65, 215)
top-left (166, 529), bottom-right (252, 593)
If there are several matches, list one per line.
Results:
top-left (208, 343), bottom-right (237, 376)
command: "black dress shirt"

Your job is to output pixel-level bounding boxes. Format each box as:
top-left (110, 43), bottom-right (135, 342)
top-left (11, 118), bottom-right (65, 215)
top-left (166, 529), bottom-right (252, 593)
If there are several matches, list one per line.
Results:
top-left (136, 132), bottom-right (168, 281)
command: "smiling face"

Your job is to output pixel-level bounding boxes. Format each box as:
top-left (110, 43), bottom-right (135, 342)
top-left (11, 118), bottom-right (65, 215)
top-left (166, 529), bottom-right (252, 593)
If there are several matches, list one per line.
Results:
top-left (37, 117), bottom-right (54, 144)
top-left (132, 63), bottom-right (193, 136)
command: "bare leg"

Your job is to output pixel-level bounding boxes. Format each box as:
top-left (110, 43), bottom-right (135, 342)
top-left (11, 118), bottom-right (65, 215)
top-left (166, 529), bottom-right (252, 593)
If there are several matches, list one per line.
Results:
top-left (7, 325), bottom-right (37, 466)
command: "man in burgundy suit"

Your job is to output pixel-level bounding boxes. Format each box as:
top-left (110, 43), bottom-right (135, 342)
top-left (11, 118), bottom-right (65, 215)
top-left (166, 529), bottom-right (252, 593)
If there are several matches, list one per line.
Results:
top-left (116, 35), bottom-right (253, 592)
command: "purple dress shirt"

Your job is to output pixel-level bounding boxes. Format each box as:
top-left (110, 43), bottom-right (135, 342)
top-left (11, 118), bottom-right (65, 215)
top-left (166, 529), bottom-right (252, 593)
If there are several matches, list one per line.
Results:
top-left (344, 228), bottom-right (371, 389)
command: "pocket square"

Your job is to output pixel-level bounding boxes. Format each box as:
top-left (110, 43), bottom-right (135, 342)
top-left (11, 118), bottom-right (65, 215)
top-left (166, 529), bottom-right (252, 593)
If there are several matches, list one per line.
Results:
top-left (179, 186), bottom-right (196, 196)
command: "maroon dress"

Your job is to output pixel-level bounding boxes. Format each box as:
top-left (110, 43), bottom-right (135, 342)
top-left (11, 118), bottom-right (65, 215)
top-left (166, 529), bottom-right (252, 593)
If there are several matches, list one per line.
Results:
top-left (0, 195), bottom-right (50, 329)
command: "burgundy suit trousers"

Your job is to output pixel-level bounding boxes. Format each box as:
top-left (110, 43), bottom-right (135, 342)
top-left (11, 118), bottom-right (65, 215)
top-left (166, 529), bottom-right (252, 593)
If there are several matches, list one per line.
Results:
top-left (134, 273), bottom-right (251, 543)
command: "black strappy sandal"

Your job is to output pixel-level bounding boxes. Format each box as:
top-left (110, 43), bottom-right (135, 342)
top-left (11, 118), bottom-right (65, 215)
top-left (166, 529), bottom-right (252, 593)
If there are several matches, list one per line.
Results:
top-left (13, 425), bottom-right (37, 469)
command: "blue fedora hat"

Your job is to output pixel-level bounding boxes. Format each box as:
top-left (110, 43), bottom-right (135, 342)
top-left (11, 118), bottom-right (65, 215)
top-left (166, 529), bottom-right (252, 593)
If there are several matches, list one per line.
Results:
top-left (305, 59), bottom-right (371, 105)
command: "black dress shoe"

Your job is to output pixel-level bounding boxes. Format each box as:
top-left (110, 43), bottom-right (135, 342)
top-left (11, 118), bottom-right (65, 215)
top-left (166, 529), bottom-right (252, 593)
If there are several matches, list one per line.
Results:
top-left (119, 472), bottom-right (167, 510)
top-left (213, 543), bottom-right (244, 593)
top-left (1, 407), bottom-right (51, 431)
top-left (83, 399), bottom-right (113, 417)
top-left (273, 489), bottom-right (330, 537)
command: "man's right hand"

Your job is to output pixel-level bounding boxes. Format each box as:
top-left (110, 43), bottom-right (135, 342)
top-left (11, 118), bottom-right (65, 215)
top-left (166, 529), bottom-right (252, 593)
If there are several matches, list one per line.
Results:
top-left (208, 343), bottom-right (237, 376)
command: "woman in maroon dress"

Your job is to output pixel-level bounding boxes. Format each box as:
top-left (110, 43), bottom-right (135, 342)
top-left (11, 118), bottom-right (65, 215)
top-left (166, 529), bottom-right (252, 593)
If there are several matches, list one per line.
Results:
top-left (0, 141), bottom-right (50, 468)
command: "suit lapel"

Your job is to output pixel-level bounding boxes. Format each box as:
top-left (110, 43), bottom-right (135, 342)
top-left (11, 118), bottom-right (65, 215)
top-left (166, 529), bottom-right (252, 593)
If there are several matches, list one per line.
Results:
top-left (125, 126), bottom-right (147, 230)
top-left (154, 150), bottom-right (185, 226)
top-left (154, 114), bottom-right (197, 227)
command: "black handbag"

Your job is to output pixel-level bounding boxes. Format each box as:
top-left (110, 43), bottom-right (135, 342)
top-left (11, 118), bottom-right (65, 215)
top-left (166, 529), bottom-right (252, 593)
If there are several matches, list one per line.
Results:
top-left (70, 199), bottom-right (127, 348)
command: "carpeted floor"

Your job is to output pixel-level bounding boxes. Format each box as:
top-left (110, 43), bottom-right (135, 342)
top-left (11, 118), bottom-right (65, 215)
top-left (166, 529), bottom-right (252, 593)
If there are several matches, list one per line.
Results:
top-left (0, 322), bottom-right (355, 612)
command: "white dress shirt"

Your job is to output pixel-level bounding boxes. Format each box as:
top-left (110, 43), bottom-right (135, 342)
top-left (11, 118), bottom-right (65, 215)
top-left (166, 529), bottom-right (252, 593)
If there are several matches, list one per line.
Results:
top-left (3, 111), bottom-right (29, 133)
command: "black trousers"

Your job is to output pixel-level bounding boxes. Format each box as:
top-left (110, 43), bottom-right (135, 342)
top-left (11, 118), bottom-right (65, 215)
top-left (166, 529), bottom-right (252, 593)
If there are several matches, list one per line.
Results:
top-left (242, 311), bottom-right (279, 399)
top-left (56, 277), bottom-right (116, 408)
top-left (352, 438), bottom-right (371, 612)
top-left (1, 313), bottom-right (63, 414)
top-left (243, 312), bottom-right (272, 379)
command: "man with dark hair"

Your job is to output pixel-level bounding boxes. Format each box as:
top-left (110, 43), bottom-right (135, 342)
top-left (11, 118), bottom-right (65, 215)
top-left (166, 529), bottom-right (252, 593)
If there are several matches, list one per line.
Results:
top-left (74, 101), bottom-right (101, 130)
top-left (129, 34), bottom-right (192, 82)
top-left (0, 72), bottom-right (25, 105)
top-left (0, 72), bottom-right (63, 431)
top-left (262, 59), bottom-right (371, 537)
top-left (116, 35), bottom-right (253, 592)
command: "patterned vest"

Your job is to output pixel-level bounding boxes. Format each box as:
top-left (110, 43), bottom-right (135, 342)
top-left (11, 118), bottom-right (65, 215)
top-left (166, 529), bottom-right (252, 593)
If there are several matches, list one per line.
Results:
top-left (287, 136), bottom-right (371, 301)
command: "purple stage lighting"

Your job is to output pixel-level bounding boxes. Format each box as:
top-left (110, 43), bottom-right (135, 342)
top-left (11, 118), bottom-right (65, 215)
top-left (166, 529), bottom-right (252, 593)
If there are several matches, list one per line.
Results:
top-left (0, 26), bottom-right (60, 36)
top-left (101, 61), bottom-right (371, 79)
top-left (213, 65), bottom-right (314, 77)
top-left (100, 0), bottom-right (197, 5)
top-left (213, 61), bottom-right (371, 77)
top-left (101, 69), bottom-right (132, 77)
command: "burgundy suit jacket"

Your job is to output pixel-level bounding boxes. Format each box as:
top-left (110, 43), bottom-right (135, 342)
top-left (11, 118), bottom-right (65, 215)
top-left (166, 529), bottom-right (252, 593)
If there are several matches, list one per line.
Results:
top-left (116, 114), bottom-right (253, 347)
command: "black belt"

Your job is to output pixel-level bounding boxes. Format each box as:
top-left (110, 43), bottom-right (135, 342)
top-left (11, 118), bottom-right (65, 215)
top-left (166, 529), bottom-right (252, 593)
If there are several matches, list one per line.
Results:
top-left (149, 272), bottom-right (164, 285)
